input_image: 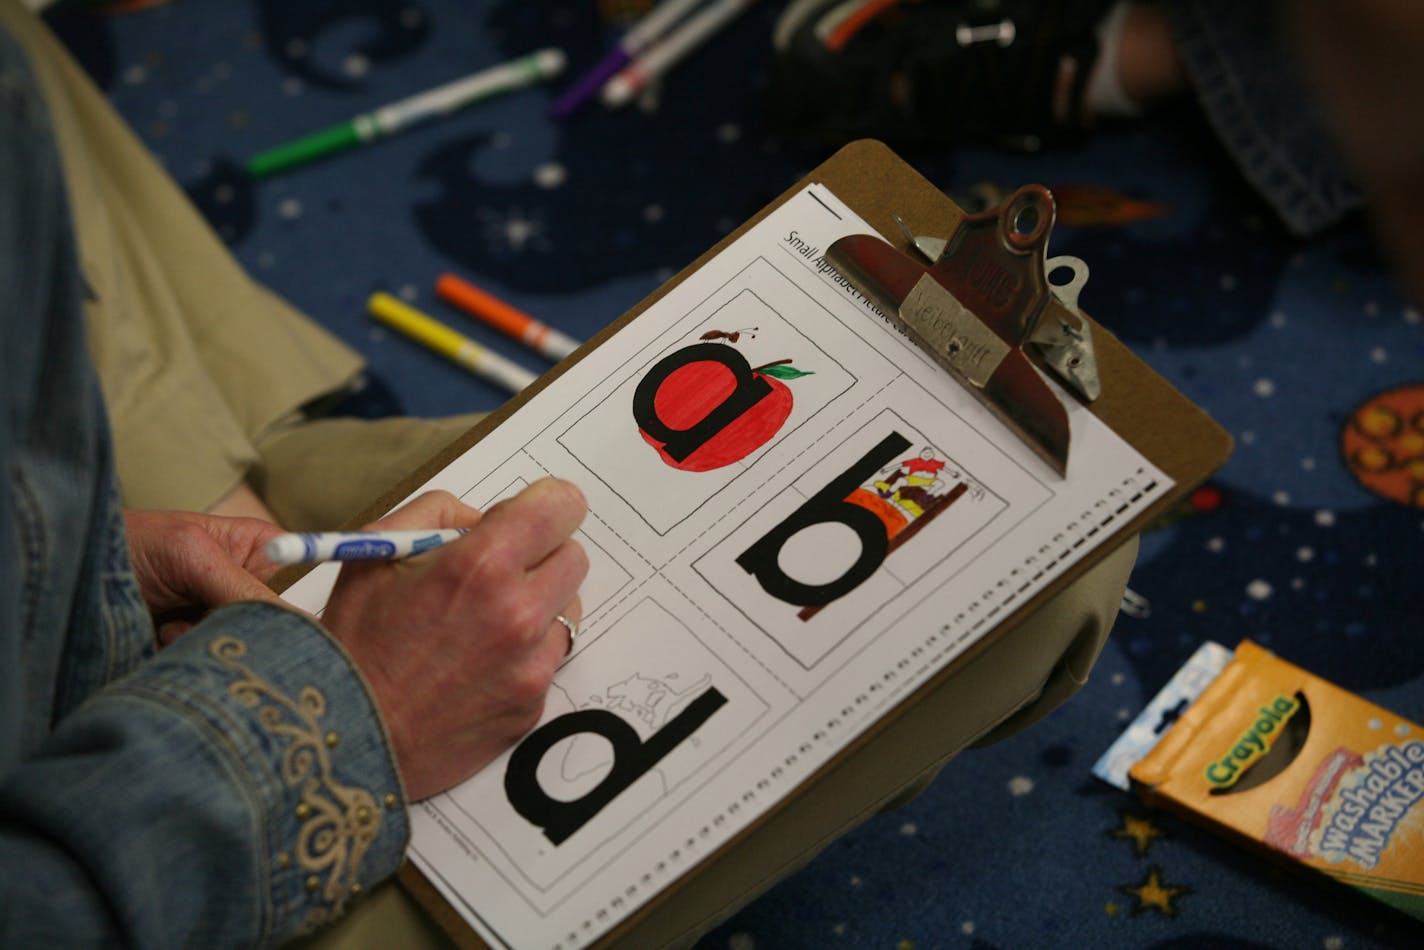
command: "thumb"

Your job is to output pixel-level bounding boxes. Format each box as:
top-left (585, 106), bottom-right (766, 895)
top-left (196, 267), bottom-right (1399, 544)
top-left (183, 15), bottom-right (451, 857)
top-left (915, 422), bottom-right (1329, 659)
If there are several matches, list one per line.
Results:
top-left (152, 553), bottom-right (289, 649)
top-left (180, 556), bottom-right (288, 611)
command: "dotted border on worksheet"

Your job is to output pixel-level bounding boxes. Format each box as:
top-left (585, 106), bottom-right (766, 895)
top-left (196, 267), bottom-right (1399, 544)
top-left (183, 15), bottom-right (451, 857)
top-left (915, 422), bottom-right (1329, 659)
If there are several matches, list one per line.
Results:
top-left (552, 467), bottom-right (1159, 949)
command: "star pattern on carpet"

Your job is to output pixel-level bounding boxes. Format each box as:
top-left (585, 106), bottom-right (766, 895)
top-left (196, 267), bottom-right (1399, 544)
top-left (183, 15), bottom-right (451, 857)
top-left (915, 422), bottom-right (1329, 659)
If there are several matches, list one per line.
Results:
top-left (1108, 810), bottom-right (1167, 856)
top-left (1119, 865), bottom-right (1190, 917)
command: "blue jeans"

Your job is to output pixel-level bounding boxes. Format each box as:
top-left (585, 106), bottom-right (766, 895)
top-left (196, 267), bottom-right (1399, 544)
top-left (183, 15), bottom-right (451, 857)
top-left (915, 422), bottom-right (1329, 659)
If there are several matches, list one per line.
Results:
top-left (0, 24), bottom-right (407, 947)
top-left (1169, 0), bottom-right (1364, 237)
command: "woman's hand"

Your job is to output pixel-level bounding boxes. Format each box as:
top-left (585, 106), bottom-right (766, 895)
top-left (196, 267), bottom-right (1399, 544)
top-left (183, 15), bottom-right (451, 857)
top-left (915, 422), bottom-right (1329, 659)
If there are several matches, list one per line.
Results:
top-left (123, 509), bottom-right (287, 646)
top-left (319, 481), bottom-right (588, 800)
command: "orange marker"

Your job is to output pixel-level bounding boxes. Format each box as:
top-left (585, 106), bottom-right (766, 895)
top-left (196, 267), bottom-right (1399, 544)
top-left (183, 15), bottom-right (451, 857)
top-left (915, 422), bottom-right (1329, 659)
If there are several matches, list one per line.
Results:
top-left (436, 273), bottom-right (581, 361)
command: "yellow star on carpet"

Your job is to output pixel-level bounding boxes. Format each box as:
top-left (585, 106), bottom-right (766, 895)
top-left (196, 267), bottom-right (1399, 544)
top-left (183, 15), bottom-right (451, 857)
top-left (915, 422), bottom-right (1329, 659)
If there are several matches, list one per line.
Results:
top-left (1119, 866), bottom-right (1190, 917)
top-left (1109, 811), bottom-right (1167, 856)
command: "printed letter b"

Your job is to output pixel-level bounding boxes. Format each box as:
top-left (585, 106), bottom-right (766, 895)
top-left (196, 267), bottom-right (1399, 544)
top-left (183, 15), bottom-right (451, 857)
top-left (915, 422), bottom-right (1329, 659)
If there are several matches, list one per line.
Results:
top-left (736, 432), bottom-right (911, 607)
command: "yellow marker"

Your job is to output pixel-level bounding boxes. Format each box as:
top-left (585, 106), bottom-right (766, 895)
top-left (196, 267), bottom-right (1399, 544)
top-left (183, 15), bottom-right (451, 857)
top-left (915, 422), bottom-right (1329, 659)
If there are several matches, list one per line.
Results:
top-left (367, 292), bottom-right (537, 394)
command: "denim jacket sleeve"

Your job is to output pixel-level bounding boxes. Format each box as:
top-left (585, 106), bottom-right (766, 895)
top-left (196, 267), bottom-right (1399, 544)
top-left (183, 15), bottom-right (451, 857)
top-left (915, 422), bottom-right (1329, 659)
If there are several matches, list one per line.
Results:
top-left (0, 605), bottom-right (412, 948)
top-left (1, 20), bottom-right (409, 947)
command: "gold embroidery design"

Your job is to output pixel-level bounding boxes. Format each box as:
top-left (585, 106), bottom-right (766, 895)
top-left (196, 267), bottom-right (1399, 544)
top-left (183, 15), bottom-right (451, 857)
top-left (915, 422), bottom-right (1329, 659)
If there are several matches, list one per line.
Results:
top-left (211, 636), bottom-right (383, 932)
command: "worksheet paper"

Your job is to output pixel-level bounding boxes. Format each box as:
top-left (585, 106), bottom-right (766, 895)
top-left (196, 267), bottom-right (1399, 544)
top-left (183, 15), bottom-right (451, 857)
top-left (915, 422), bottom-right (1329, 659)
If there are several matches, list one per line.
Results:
top-left (282, 184), bottom-right (1172, 949)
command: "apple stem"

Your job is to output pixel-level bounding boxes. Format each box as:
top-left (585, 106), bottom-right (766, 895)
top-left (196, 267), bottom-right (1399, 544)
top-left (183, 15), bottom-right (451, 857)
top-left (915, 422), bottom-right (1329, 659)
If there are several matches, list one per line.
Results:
top-left (751, 359), bottom-right (793, 373)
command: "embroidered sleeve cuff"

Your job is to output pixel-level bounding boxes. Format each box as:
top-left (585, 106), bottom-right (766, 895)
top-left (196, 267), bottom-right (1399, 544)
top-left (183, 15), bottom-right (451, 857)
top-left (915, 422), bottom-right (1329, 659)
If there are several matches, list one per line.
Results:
top-left (130, 602), bottom-right (410, 941)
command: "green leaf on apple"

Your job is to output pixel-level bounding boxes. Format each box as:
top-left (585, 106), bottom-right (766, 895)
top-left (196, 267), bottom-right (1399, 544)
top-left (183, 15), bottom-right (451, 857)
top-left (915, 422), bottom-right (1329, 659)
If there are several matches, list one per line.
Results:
top-left (759, 364), bottom-right (814, 380)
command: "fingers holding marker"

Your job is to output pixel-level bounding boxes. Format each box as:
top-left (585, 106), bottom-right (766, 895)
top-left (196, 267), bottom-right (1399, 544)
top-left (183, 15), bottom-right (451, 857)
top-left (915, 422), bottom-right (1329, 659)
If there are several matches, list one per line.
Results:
top-left (481, 482), bottom-right (588, 663)
top-left (314, 480), bottom-right (591, 798)
top-left (529, 537), bottom-right (590, 613)
top-left (368, 490), bottom-right (483, 533)
top-left (283, 492), bottom-right (483, 571)
top-left (477, 478), bottom-right (589, 569)
top-left (321, 482), bottom-right (587, 606)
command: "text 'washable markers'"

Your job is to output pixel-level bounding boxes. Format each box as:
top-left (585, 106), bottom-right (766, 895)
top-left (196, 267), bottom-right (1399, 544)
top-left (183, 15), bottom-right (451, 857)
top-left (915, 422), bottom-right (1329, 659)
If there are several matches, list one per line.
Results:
top-left (266, 529), bottom-right (468, 565)
top-left (436, 273), bottom-right (582, 362)
top-left (368, 292), bottom-right (538, 394)
top-left (247, 48), bottom-right (566, 177)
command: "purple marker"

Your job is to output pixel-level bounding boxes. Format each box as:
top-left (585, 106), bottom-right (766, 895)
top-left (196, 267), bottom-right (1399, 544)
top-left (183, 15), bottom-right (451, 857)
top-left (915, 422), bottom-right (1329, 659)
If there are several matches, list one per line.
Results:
top-left (550, 0), bottom-right (704, 120)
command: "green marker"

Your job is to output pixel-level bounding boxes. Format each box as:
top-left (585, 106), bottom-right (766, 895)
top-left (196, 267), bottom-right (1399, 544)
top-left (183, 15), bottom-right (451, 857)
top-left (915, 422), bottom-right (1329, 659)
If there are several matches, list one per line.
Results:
top-left (247, 48), bottom-right (566, 178)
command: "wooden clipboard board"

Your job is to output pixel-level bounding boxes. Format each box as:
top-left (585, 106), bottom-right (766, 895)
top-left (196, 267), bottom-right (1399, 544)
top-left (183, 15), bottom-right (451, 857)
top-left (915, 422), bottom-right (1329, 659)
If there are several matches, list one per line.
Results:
top-left (343, 140), bottom-right (1233, 948)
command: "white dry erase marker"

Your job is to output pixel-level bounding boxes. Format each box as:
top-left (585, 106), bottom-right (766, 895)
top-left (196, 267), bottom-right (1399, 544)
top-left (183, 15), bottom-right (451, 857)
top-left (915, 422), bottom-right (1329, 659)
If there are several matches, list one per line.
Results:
top-left (266, 529), bottom-right (468, 565)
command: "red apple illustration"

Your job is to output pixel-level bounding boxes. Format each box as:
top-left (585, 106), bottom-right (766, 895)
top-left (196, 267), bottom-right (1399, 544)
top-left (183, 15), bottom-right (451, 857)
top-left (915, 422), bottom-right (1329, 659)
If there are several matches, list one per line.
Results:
top-left (637, 348), bottom-right (812, 472)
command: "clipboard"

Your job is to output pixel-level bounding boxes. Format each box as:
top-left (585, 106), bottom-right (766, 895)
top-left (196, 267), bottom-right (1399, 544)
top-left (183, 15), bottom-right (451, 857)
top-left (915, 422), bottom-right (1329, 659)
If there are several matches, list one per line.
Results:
top-left (339, 139), bottom-right (1232, 947)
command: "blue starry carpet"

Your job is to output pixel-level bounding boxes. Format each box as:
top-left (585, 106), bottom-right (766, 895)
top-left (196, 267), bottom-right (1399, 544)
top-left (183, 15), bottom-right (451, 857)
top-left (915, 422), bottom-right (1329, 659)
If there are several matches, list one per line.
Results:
top-left (44, 1), bottom-right (1424, 946)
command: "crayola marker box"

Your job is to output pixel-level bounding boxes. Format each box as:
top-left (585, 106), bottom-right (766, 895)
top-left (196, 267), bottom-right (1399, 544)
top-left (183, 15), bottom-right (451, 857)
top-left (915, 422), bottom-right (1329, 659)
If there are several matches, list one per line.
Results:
top-left (1128, 639), bottom-right (1424, 920)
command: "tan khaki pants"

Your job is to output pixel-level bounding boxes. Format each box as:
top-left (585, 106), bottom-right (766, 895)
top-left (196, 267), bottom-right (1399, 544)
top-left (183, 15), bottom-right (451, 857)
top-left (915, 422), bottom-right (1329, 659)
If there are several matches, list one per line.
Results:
top-left (5, 0), bottom-right (364, 513)
top-left (6, 0), bottom-right (494, 528)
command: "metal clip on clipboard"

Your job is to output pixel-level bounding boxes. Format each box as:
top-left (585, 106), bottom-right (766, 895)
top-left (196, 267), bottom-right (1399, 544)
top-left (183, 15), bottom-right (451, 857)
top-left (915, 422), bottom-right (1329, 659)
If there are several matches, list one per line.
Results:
top-left (826, 184), bottom-right (1100, 476)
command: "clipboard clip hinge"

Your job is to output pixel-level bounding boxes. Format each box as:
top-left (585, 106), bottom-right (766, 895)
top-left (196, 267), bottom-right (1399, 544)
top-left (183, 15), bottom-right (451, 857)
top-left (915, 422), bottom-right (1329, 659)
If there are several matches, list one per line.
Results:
top-left (891, 209), bottom-right (1101, 402)
top-left (827, 185), bottom-right (1101, 475)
